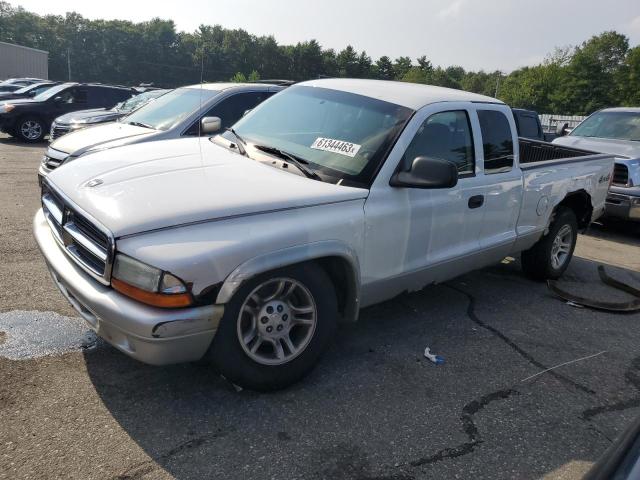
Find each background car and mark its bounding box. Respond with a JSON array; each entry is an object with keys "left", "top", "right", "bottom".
[
  {"left": 0, "top": 81, "right": 58, "bottom": 101},
  {"left": 0, "top": 82, "right": 135, "bottom": 142},
  {"left": 0, "top": 77, "right": 47, "bottom": 92},
  {"left": 50, "top": 88, "right": 169, "bottom": 140},
  {"left": 553, "top": 107, "right": 640, "bottom": 222},
  {"left": 40, "top": 82, "right": 288, "bottom": 174}
]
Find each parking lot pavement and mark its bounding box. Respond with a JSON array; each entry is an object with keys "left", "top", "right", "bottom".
[{"left": 1, "top": 135, "right": 640, "bottom": 480}]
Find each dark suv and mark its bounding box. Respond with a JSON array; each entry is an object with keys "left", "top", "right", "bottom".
[{"left": 0, "top": 82, "right": 135, "bottom": 142}]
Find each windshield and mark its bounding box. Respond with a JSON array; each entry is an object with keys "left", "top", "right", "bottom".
[
  {"left": 32, "top": 83, "right": 70, "bottom": 102},
  {"left": 571, "top": 111, "right": 640, "bottom": 141},
  {"left": 228, "top": 85, "right": 413, "bottom": 185},
  {"left": 15, "top": 83, "right": 53, "bottom": 95},
  {"left": 117, "top": 89, "right": 167, "bottom": 113},
  {"left": 122, "top": 88, "right": 217, "bottom": 130}
]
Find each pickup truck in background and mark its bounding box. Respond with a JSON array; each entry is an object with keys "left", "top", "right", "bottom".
[
  {"left": 554, "top": 107, "right": 640, "bottom": 222},
  {"left": 34, "top": 79, "right": 615, "bottom": 391}
]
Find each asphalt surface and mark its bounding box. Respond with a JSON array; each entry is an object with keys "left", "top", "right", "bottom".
[{"left": 1, "top": 134, "right": 640, "bottom": 480}]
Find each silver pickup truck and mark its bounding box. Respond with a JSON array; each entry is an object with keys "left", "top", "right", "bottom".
[
  {"left": 554, "top": 107, "right": 640, "bottom": 222},
  {"left": 34, "top": 79, "right": 615, "bottom": 391}
]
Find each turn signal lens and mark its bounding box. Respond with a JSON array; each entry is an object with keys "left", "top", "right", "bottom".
[
  {"left": 112, "top": 278, "right": 193, "bottom": 308},
  {"left": 111, "top": 254, "right": 193, "bottom": 308}
]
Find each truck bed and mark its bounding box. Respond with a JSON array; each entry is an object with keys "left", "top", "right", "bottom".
[{"left": 519, "top": 137, "right": 597, "bottom": 164}]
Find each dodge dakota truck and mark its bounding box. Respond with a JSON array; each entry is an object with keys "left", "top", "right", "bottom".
[{"left": 34, "top": 79, "right": 615, "bottom": 391}]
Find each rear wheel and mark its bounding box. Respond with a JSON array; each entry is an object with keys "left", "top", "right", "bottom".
[
  {"left": 207, "top": 263, "right": 337, "bottom": 391},
  {"left": 521, "top": 207, "right": 578, "bottom": 280},
  {"left": 16, "top": 117, "right": 46, "bottom": 142}
]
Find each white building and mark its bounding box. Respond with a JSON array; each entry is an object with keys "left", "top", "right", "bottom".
[{"left": 0, "top": 41, "right": 48, "bottom": 80}]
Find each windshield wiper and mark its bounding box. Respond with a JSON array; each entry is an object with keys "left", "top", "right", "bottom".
[
  {"left": 226, "top": 128, "right": 247, "bottom": 155},
  {"left": 127, "top": 121, "right": 154, "bottom": 129},
  {"left": 255, "top": 145, "right": 322, "bottom": 181}
]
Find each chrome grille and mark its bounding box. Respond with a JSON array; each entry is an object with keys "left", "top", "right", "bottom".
[
  {"left": 613, "top": 163, "right": 629, "bottom": 186},
  {"left": 49, "top": 124, "right": 71, "bottom": 140},
  {"left": 41, "top": 183, "right": 114, "bottom": 284}
]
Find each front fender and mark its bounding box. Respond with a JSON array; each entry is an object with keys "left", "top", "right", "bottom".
[{"left": 215, "top": 240, "right": 361, "bottom": 321}]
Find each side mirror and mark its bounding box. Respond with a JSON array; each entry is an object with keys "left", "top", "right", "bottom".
[
  {"left": 53, "top": 96, "right": 63, "bottom": 104},
  {"left": 201, "top": 116, "right": 221, "bottom": 134},
  {"left": 556, "top": 122, "right": 570, "bottom": 137},
  {"left": 243, "top": 109, "right": 252, "bottom": 117},
  {"left": 27, "top": 91, "right": 36, "bottom": 97},
  {"left": 390, "top": 156, "right": 458, "bottom": 189}
]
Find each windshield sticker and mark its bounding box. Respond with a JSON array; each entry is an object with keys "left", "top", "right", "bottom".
[{"left": 311, "top": 137, "right": 361, "bottom": 158}]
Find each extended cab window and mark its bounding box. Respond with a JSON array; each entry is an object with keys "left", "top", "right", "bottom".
[
  {"left": 402, "top": 110, "right": 475, "bottom": 176},
  {"left": 478, "top": 110, "right": 514, "bottom": 174}
]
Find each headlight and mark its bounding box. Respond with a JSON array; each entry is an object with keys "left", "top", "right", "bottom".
[
  {"left": 1, "top": 103, "right": 15, "bottom": 113},
  {"left": 111, "top": 254, "right": 193, "bottom": 308},
  {"left": 75, "top": 117, "right": 103, "bottom": 124}
]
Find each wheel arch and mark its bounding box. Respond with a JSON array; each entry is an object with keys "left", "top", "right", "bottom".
[
  {"left": 215, "top": 241, "right": 361, "bottom": 322},
  {"left": 553, "top": 189, "right": 593, "bottom": 230}
]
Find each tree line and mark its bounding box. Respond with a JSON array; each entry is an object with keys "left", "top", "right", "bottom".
[{"left": 1, "top": 2, "right": 638, "bottom": 115}]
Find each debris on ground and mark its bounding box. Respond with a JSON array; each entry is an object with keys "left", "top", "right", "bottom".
[
  {"left": 424, "top": 347, "right": 445, "bottom": 365},
  {"left": 548, "top": 266, "right": 640, "bottom": 313}
]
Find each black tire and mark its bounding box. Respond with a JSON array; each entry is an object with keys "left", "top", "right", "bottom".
[
  {"left": 521, "top": 207, "right": 578, "bottom": 280},
  {"left": 16, "top": 116, "right": 46, "bottom": 143},
  {"left": 208, "top": 262, "right": 338, "bottom": 391}
]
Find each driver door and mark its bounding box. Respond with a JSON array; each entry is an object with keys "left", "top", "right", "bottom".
[{"left": 361, "top": 103, "right": 486, "bottom": 305}]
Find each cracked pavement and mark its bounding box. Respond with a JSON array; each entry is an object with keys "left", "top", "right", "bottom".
[{"left": 1, "top": 135, "right": 640, "bottom": 479}]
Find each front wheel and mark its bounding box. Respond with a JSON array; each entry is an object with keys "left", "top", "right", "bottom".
[
  {"left": 16, "top": 117, "right": 46, "bottom": 142},
  {"left": 207, "top": 263, "right": 338, "bottom": 391},
  {"left": 521, "top": 207, "right": 578, "bottom": 280}
]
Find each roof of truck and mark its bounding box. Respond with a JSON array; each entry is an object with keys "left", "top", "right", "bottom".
[
  {"left": 298, "top": 78, "right": 503, "bottom": 110},
  {"left": 183, "top": 82, "right": 279, "bottom": 91}
]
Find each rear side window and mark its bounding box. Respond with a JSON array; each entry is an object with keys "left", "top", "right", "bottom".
[
  {"left": 477, "top": 110, "right": 514, "bottom": 174},
  {"left": 184, "top": 92, "right": 272, "bottom": 136},
  {"left": 208, "top": 92, "right": 271, "bottom": 129},
  {"left": 92, "top": 88, "right": 131, "bottom": 107},
  {"left": 401, "top": 110, "right": 475, "bottom": 175},
  {"left": 57, "top": 87, "right": 87, "bottom": 104},
  {"left": 517, "top": 114, "right": 541, "bottom": 139}
]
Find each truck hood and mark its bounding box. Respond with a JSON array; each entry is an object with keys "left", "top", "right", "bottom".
[
  {"left": 46, "top": 138, "right": 368, "bottom": 237},
  {"left": 50, "top": 122, "right": 157, "bottom": 155},
  {"left": 553, "top": 136, "right": 640, "bottom": 159}
]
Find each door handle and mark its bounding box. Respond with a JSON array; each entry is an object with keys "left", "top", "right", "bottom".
[{"left": 468, "top": 195, "right": 484, "bottom": 209}]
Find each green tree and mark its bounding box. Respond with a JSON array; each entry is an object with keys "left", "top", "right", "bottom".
[
  {"left": 230, "top": 72, "right": 247, "bottom": 82},
  {"left": 373, "top": 56, "right": 394, "bottom": 80},
  {"left": 392, "top": 56, "right": 412, "bottom": 79},
  {"left": 555, "top": 31, "right": 629, "bottom": 114}
]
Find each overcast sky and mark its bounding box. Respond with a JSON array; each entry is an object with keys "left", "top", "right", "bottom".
[{"left": 9, "top": 0, "right": 640, "bottom": 72}]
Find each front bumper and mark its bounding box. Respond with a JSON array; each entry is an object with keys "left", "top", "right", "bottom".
[
  {"left": 605, "top": 190, "right": 640, "bottom": 221},
  {"left": 34, "top": 209, "right": 224, "bottom": 365}
]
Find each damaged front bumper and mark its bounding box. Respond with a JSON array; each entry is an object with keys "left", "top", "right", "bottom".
[{"left": 33, "top": 208, "right": 224, "bottom": 365}]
